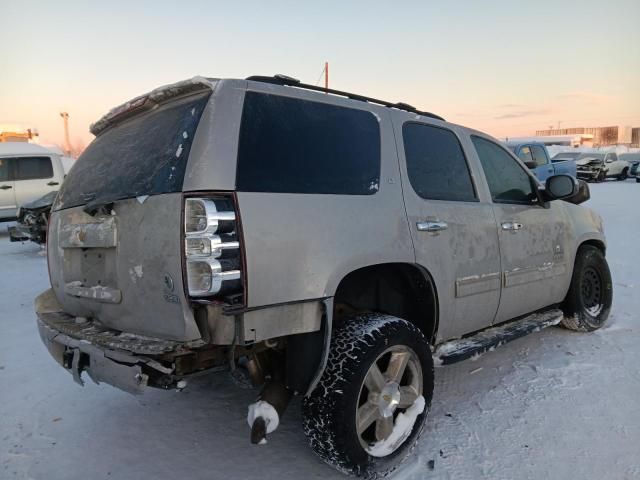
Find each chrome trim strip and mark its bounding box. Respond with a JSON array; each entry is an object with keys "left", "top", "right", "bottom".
[
  {"left": 455, "top": 272, "right": 501, "bottom": 298},
  {"left": 503, "top": 262, "right": 567, "bottom": 288}
]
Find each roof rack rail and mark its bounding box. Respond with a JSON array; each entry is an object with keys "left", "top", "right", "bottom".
[{"left": 246, "top": 74, "right": 445, "bottom": 121}]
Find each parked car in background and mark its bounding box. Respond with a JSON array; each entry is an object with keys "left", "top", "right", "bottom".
[
  {"left": 619, "top": 153, "right": 640, "bottom": 183},
  {"left": 576, "top": 152, "right": 630, "bottom": 182},
  {"left": 506, "top": 141, "right": 576, "bottom": 181},
  {"left": 35, "top": 75, "right": 609, "bottom": 478},
  {"left": 0, "top": 143, "right": 65, "bottom": 221},
  {"left": 8, "top": 191, "right": 57, "bottom": 244}
]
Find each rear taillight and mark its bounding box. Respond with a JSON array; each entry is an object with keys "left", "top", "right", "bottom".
[{"left": 184, "top": 198, "right": 242, "bottom": 299}]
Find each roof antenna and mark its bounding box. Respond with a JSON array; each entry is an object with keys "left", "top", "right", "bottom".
[{"left": 324, "top": 61, "right": 329, "bottom": 92}]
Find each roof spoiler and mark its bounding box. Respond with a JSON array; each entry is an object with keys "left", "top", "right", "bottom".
[{"left": 90, "top": 77, "right": 217, "bottom": 136}]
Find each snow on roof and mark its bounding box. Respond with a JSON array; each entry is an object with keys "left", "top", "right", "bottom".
[{"left": 0, "top": 142, "right": 59, "bottom": 157}]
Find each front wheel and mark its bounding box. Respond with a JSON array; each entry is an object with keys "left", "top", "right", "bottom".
[
  {"left": 596, "top": 170, "right": 606, "bottom": 182},
  {"left": 561, "top": 245, "right": 613, "bottom": 331},
  {"left": 302, "top": 314, "right": 434, "bottom": 477},
  {"left": 618, "top": 168, "right": 628, "bottom": 181}
]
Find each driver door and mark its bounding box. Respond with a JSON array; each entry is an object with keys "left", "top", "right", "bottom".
[{"left": 470, "top": 136, "right": 570, "bottom": 324}]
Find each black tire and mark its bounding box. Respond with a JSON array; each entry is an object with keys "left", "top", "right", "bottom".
[
  {"left": 561, "top": 245, "right": 612, "bottom": 331},
  {"left": 596, "top": 170, "right": 606, "bottom": 182},
  {"left": 636, "top": 177, "right": 640, "bottom": 183},
  {"left": 302, "top": 314, "right": 434, "bottom": 478},
  {"left": 617, "top": 168, "right": 628, "bottom": 181}
]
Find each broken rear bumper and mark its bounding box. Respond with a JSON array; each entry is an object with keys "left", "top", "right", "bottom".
[{"left": 35, "top": 288, "right": 181, "bottom": 394}]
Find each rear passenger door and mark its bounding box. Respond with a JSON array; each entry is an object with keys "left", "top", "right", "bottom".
[
  {"left": 395, "top": 120, "right": 501, "bottom": 340},
  {"left": 470, "top": 136, "right": 570, "bottom": 323},
  {"left": 13, "top": 156, "right": 58, "bottom": 207},
  {"left": 0, "top": 158, "right": 17, "bottom": 218}
]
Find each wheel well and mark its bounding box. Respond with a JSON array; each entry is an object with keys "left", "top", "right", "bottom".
[
  {"left": 579, "top": 239, "right": 606, "bottom": 256},
  {"left": 333, "top": 263, "right": 438, "bottom": 343}
]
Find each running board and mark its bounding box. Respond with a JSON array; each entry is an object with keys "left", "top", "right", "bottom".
[{"left": 433, "top": 309, "right": 564, "bottom": 366}]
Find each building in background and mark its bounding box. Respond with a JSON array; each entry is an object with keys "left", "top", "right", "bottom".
[
  {"left": 535, "top": 125, "right": 639, "bottom": 147},
  {"left": 0, "top": 127, "right": 39, "bottom": 143},
  {"left": 505, "top": 134, "right": 594, "bottom": 147}
]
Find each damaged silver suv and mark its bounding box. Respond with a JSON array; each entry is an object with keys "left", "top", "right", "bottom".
[{"left": 36, "top": 74, "right": 612, "bottom": 477}]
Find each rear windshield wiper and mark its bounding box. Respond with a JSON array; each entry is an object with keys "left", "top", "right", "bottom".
[{"left": 83, "top": 199, "right": 114, "bottom": 217}]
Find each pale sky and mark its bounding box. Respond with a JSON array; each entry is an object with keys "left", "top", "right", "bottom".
[{"left": 2, "top": 0, "right": 639, "bottom": 149}]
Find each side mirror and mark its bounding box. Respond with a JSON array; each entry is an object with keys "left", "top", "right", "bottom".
[
  {"left": 565, "top": 179, "right": 591, "bottom": 205},
  {"left": 524, "top": 160, "right": 537, "bottom": 169},
  {"left": 543, "top": 174, "right": 578, "bottom": 201},
  {"left": 605, "top": 158, "right": 613, "bottom": 163}
]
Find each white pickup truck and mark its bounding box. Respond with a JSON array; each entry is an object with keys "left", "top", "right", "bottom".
[{"left": 0, "top": 142, "right": 66, "bottom": 221}]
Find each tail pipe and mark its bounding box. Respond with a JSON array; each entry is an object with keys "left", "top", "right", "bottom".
[{"left": 248, "top": 380, "right": 292, "bottom": 444}]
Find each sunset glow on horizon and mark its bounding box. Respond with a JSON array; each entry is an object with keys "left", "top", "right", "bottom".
[{"left": 2, "top": 0, "right": 639, "bottom": 151}]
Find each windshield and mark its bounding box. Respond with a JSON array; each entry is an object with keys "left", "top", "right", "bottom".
[{"left": 55, "top": 92, "right": 211, "bottom": 211}]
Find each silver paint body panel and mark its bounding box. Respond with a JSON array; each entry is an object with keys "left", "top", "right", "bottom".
[{"left": 43, "top": 77, "right": 606, "bottom": 352}]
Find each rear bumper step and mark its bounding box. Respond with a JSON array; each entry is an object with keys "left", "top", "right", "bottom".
[
  {"left": 433, "top": 309, "right": 564, "bottom": 366},
  {"left": 35, "top": 289, "right": 202, "bottom": 355}
]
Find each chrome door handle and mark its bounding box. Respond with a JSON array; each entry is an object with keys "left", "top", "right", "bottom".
[
  {"left": 417, "top": 220, "right": 448, "bottom": 232},
  {"left": 501, "top": 222, "right": 523, "bottom": 231}
]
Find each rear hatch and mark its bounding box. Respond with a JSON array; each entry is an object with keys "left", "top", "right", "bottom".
[{"left": 47, "top": 80, "right": 215, "bottom": 341}]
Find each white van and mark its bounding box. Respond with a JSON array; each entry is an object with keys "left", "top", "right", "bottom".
[{"left": 0, "top": 142, "right": 66, "bottom": 221}]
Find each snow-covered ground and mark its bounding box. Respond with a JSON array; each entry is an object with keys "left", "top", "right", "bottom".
[{"left": 1, "top": 181, "right": 639, "bottom": 480}]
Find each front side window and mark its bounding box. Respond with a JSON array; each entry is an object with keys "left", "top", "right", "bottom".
[
  {"left": 14, "top": 157, "right": 53, "bottom": 180},
  {"left": 0, "top": 158, "right": 10, "bottom": 181},
  {"left": 402, "top": 123, "right": 476, "bottom": 202},
  {"left": 236, "top": 92, "right": 380, "bottom": 195},
  {"left": 472, "top": 136, "right": 536, "bottom": 204},
  {"left": 530, "top": 145, "right": 547, "bottom": 167},
  {"left": 517, "top": 146, "right": 533, "bottom": 164}
]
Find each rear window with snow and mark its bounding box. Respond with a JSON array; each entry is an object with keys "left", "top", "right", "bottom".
[
  {"left": 55, "top": 92, "right": 210, "bottom": 210},
  {"left": 236, "top": 92, "right": 380, "bottom": 195}
]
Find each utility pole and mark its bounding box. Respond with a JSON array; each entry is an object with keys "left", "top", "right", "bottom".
[
  {"left": 60, "top": 112, "right": 71, "bottom": 156},
  {"left": 324, "top": 61, "right": 329, "bottom": 91}
]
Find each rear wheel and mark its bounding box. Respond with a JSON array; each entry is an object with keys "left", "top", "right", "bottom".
[
  {"left": 561, "top": 245, "right": 612, "bottom": 331},
  {"left": 618, "top": 168, "right": 628, "bottom": 181},
  {"left": 302, "top": 314, "right": 434, "bottom": 477}
]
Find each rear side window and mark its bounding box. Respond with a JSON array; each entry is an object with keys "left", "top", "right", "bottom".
[
  {"left": 236, "top": 92, "right": 380, "bottom": 195},
  {"left": 14, "top": 157, "right": 53, "bottom": 180},
  {"left": 402, "top": 123, "right": 476, "bottom": 202},
  {"left": 55, "top": 92, "right": 210, "bottom": 210}
]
